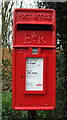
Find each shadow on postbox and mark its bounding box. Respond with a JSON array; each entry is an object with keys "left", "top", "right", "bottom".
[{"left": 12, "top": 8, "right": 56, "bottom": 110}]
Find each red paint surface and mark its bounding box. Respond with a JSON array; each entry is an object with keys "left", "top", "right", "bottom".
[{"left": 12, "top": 8, "right": 56, "bottom": 110}]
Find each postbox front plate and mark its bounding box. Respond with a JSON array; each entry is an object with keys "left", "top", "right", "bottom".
[{"left": 12, "top": 48, "right": 56, "bottom": 110}]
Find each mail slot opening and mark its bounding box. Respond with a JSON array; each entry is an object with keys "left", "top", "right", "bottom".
[{"left": 17, "top": 24, "right": 53, "bottom": 31}]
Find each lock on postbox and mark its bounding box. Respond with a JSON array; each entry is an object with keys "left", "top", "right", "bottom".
[{"left": 12, "top": 8, "right": 56, "bottom": 110}]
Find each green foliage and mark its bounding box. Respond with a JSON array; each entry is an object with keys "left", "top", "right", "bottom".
[
  {"left": 2, "top": 92, "right": 28, "bottom": 120},
  {"left": 56, "top": 51, "right": 67, "bottom": 119},
  {"left": 2, "top": 59, "right": 12, "bottom": 91}
]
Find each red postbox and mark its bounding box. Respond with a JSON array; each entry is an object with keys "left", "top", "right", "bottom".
[{"left": 12, "top": 8, "right": 56, "bottom": 110}]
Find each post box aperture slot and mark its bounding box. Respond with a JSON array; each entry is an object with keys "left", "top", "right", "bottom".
[
  {"left": 17, "top": 24, "right": 53, "bottom": 31},
  {"left": 26, "top": 57, "right": 43, "bottom": 91}
]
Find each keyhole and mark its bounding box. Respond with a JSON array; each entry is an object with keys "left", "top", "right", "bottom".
[{"left": 21, "top": 75, "right": 23, "bottom": 79}]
